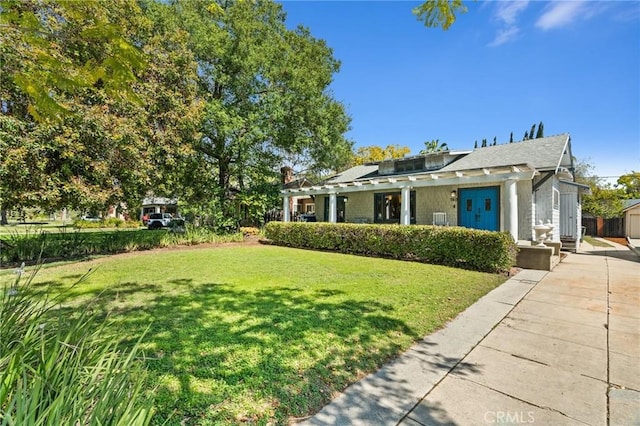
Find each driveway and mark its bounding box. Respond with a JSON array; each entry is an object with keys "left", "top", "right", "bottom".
[{"left": 300, "top": 239, "right": 639, "bottom": 425}]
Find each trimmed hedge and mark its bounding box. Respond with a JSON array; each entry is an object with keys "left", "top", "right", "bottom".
[{"left": 264, "top": 222, "right": 517, "bottom": 273}]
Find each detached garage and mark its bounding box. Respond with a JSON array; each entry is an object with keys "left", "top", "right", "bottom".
[{"left": 623, "top": 199, "right": 640, "bottom": 238}]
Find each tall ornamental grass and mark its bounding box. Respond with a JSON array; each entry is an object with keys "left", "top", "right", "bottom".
[{"left": 0, "top": 265, "right": 154, "bottom": 425}]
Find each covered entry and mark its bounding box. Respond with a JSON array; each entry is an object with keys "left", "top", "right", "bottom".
[{"left": 458, "top": 187, "right": 500, "bottom": 231}]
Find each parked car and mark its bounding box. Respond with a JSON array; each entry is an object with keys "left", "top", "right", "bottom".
[
  {"left": 81, "top": 215, "right": 101, "bottom": 222},
  {"left": 299, "top": 213, "right": 316, "bottom": 222},
  {"left": 147, "top": 213, "right": 174, "bottom": 230}
]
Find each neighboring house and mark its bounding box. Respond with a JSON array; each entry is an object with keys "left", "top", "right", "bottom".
[
  {"left": 622, "top": 199, "right": 640, "bottom": 238},
  {"left": 283, "top": 177, "right": 316, "bottom": 215},
  {"left": 280, "top": 133, "right": 591, "bottom": 250},
  {"left": 140, "top": 196, "right": 178, "bottom": 220}
]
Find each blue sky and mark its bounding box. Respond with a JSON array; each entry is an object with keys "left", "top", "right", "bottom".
[{"left": 281, "top": 1, "right": 640, "bottom": 183}]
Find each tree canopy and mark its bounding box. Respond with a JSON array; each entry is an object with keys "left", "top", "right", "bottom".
[
  {"left": 420, "top": 139, "right": 448, "bottom": 154},
  {"left": 351, "top": 145, "right": 411, "bottom": 166},
  {"left": 616, "top": 171, "right": 640, "bottom": 199},
  {"left": 413, "top": 0, "right": 468, "bottom": 30},
  {"left": 1, "top": 0, "right": 352, "bottom": 227}
]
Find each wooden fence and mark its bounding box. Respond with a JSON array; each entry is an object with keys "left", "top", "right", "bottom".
[{"left": 582, "top": 217, "right": 624, "bottom": 237}]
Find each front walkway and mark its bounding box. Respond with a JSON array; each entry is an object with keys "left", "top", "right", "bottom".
[{"left": 300, "top": 240, "right": 639, "bottom": 425}]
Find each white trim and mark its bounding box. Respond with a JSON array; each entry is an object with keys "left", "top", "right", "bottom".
[{"left": 282, "top": 166, "right": 537, "bottom": 197}]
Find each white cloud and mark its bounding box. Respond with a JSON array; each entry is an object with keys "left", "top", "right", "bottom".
[
  {"left": 488, "top": 1, "right": 529, "bottom": 47},
  {"left": 536, "top": 1, "right": 589, "bottom": 30},
  {"left": 495, "top": 1, "right": 530, "bottom": 25},
  {"left": 488, "top": 26, "right": 521, "bottom": 47}
]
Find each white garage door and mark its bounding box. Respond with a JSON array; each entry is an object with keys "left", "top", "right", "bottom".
[{"left": 629, "top": 214, "right": 640, "bottom": 238}]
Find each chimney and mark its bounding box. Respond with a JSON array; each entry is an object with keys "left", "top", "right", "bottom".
[{"left": 281, "top": 166, "right": 294, "bottom": 187}]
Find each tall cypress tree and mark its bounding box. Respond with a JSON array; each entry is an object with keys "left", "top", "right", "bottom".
[
  {"left": 474, "top": 140, "right": 478, "bottom": 149},
  {"left": 536, "top": 121, "right": 544, "bottom": 138},
  {"left": 510, "top": 132, "right": 514, "bottom": 143},
  {"left": 481, "top": 138, "right": 487, "bottom": 147},
  {"left": 492, "top": 136, "right": 497, "bottom": 146},
  {"left": 524, "top": 131, "right": 529, "bottom": 140},
  {"left": 530, "top": 123, "right": 536, "bottom": 139}
]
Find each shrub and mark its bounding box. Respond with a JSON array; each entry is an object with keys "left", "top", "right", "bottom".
[
  {"left": 0, "top": 266, "right": 154, "bottom": 424},
  {"left": 264, "top": 222, "right": 517, "bottom": 273},
  {"left": 240, "top": 226, "right": 261, "bottom": 236}
]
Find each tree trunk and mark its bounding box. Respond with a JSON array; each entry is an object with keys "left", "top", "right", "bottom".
[{"left": 1, "top": 209, "right": 7, "bottom": 225}]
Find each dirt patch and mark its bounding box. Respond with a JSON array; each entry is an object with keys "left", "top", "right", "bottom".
[{"left": 604, "top": 237, "right": 628, "bottom": 246}]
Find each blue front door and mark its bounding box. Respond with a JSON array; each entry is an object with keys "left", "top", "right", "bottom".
[{"left": 458, "top": 187, "right": 500, "bottom": 231}]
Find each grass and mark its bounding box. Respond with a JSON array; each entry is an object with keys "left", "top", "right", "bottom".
[
  {"left": 19, "top": 244, "right": 507, "bottom": 424},
  {"left": 583, "top": 236, "right": 614, "bottom": 247}
]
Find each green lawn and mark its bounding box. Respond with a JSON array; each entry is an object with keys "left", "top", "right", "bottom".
[
  {"left": 21, "top": 244, "right": 506, "bottom": 424},
  {"left": 583, "top": 236, "right": 613, "bottom": 247}
]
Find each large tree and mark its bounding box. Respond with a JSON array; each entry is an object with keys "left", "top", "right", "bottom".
[
  {"left": 0, "top": 0, "right": 202, "bottom": 216},
  {"left": 172, "top": 0, "right": 352, "bottom": 222}
]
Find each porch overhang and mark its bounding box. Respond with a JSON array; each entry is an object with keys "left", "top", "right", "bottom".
[
  {"left": 281, "top": 164, "right": 538, "bottom": 196},
  {"left": 559, "top": 179, "right": 592, "bottom": 196}
]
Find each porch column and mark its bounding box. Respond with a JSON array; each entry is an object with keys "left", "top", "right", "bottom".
[
  {"left": 328, "top": 192, "right": 337, "bottom": 223},
  {"left": 283, "top": 195, "right": 290, "bottom": 222},
  {"left": 400, "top": 186, "right": 411, "bottom": 225},
  {"left": 505, "top": 179, "right": 518, "bottom": 241}
]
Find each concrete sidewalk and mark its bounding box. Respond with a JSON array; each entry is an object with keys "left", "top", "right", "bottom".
[{"left": 300, "top": 240, "right": 640, "bottom": 425}]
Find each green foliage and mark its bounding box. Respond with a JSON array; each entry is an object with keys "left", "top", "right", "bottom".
[
  {"left": 574, "top": 157, "right": 625, "bottom": 218},
  {"left": 0, "top": 267, "right": 154, "bottom": 424},
  {"left": 616, "top": 171, "right": 640, "bottom": 199},
  {"left": 73, "top": 218, "right": 141, "bottom": 229},
  {"left": 0, "top": 228, "right": 243, "bottom": 265},
  {"left": 351, "top": 144, "right": 411, "bottom": 165},
  {"left": 583, "top": 185, "right": 624, "bottom": 218},
  {"left": 413, "top": 0, "right": 468, "bottom": 30},
  {"left": 1, "top": 0, "right": 147, "bottom": 121},
  {"left": 0, "top": 0, "right": 202, "bottom": 214},
  {"left": 172, "top": 0, "right": 352, "bottom": 221},
  {"left": 420, "top": 139, "right": 448, "bottom": 154},
  {"left": 265, "top": 222, "right": 517, "bottom": 273}
]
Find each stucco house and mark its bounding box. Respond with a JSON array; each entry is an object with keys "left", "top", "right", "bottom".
[
  {"left": 280, "top": 133, "right": 591, "bottom": 250},
  {"left": 622, "top": 199, "right": 640, "bottom": 239}
]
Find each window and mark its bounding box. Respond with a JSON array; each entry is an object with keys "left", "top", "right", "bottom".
[
  {"left": 394, "top": 158, "right": 424, "bottom": 173},
  {"left": 306, "top": 203, "right": 315, "bottom": 213},
  {"left": 485, "top": 198, "right": 492, "bottom": 211},
  {"left": 374, "top": 191, "right": 416, "bottom": 223},
  {"left": 553, "top": 188, "right": 560, "bottom": 210},
  {"left": 466, "top": 199, "right": 473, "bottom": 212}
]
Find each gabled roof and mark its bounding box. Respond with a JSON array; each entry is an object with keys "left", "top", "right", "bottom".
[
  {"left": 283, "top": 177, "right": 315, "bottom": 190},
  {"left": 325, "top": 164, "right": 378, "bottom": 184},
  {"left": 622, "top": 199, "right": 640, "bottom": 211},
  {"left": 440, "top": 133, "right": 572, "bottom": 173}
]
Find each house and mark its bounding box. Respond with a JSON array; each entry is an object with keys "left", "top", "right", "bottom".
[
  {"left": 281, "top": 167, "right": 316, "bottom": 217},
  {"left": 140, "top": 196, "right": 178, "bottom": 220},
  {"left": 280, "top": 133, "right": 591, "bottom": 250},
  {"left": 622, "top": 199, "right": 640, "bottom": 238}
]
